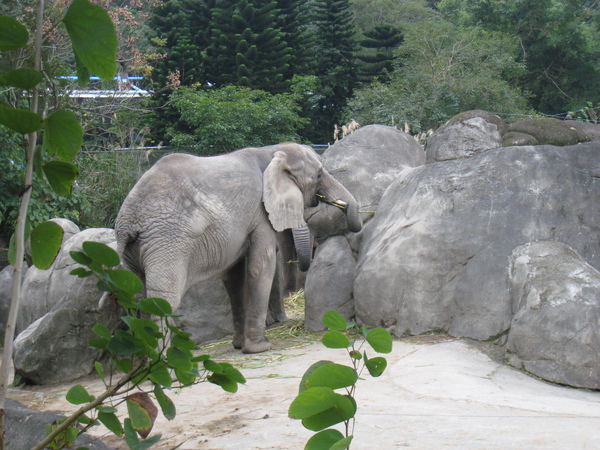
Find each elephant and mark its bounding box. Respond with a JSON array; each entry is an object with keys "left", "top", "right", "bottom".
[{"left": 115, "top": 143, "right": 362, "bottom": 353}]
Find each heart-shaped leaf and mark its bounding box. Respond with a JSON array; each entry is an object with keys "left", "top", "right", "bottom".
[
  {"left": 82, "top": 241, "right": 120, "bottom": 267},
  {"left": 154, "top": 384, "right": 176, "bottom": 420},
  {"left": 66, "top": 384, "right": 94, "bottom": 405},
  {"left": 30, "top": 220, "right": 64, "bottom": 269},
  {"left": 365, "top": 327, "right": 393, "bottom": 354},
  {"left": 321, "top": 310, "right": 348, "bottom": 331},
  {"left": 126, "top": 392, "right": 158, "bottom": 439},
  {"left": 0, "top": 105, "right": 43, "bottom": 134},
  {"left": 322, "top": 330, "right": 350, "bottom": 349},
  {"left": 305, "top": 363, "right": 358, "bottom": 390},
  {"left": 0, "top": 68, "right": 42, "bottom": 89},
  {"left": 44, "top": 109, "right": 83, "bottom": 161},
  {"left": 0, "top": 16, "right": 28, "bottom": 50},
  {"left": 43, "top": 160, "right": 79, "bottom": 196},
  {"left": 63, "top": 0, "right": 117, "bottom": 81}
]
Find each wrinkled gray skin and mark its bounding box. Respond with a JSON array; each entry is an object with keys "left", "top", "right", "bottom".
[{"left": 115, "top": 143, "right": 361, "bottom": 353}]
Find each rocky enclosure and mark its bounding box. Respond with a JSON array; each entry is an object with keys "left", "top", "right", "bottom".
[{"left": 2, "top": 114, "right": 600, "bottom": 389}]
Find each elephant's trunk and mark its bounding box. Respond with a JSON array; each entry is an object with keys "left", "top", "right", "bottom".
[
  {"left": 318, "top": 171, "right": 363, "bottom": 233},
  {"left": 344, "top": 198, "right": 362, "bottom": 233},
  {"left": 292, "top": 225, "right": 312, "bottom": 272}
]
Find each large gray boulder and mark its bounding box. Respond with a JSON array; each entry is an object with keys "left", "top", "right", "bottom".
[
  {"left": 503, "top": 117, "right": 600, "bottom": 147},
  {"left": 16, "top": 219, "right": 83, "bottom": 335},
  {"left": 5, "top": 398, "right": 111, "bottom": 449},
  {"left": 426, "top": 110, "right": 505, "bottom": 163},
  {"left": 506, "top": 241, "right": 600, "bottom": 389},
  {"left": 13, "top": 228, "right": 121, "bottom": 385},
  {"left": 304, "top": 236, "right": 355, "bottom": 331},
  {"left": 0, "top": 264, "right": 28, "bottom": 344},
  {"left": 307, "top": 125, "right": 425, "bottom": 242},
  {"left": 354, "top": 142, "right": 600, "bottom": 340}
]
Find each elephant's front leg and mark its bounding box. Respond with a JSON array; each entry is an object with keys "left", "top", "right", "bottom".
[{"left": 242, "top": 224, "right": 277, "bottom": 353}]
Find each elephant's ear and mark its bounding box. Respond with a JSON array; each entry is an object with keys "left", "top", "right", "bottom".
[{"left": 263, "top": 150, "right": 306, "bottom": 232}]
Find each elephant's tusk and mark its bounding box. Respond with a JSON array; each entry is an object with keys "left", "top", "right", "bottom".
[{"left": 316, "top": 194, "right": 348, "bottom": 210}]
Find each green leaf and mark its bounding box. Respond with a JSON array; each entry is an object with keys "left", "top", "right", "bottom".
[
  {"left": 126, "top": 393, "right": 155, "bottom": 437},
  {"left": 167, "top": 346, "right": 192, "bottom": 372},
  {"left": 149, "top": 363, "right": 172, "bottom": 388},
  {"left": 124, "top": 418, "right": 140, "bottom": 448},
  {"left": 154, "top": 384, "right": 176, "bottom": 420},
  {"left": 207, "top": 373, "right": 239, "bottom": 393},
  {"left": 299, "top": 361, "right": 334, "bottom": 393},
  {"left": 30, "top": 221, "right": 64, "bottom": 269},
  {"left": 88, "top": 337, "right": 109, "bottom": 350},
  {"left": 66, "top": 384, "right": 94, "bottom": 405},
  {"left": 322, "top": 310, "right": 348, "bottom": 331},
  {"left": 174, "top": 368, "right": 197, "bottom": 386},
  {"left": 0, "top": 105, "right": 43, "bottom": 134},
  {"left": 365, "top": 356, "right": 388, "bottom": 377},
  {"left": 93, "top": 323, "right": 112, "bottom": 339},
  {"left": 7, "top": 222, "right": 29, "bottom": 266},
  {"left": 73, "top": 49, "right": 91, "bottom": 86},
  {"left": 130, "top": 318, "right": 162, "bottom": 347},
  {"left": 94, "top": 361, "right": 105, "bottom": 384},
  {"left": 221, "top": 363, "right": 246, "bottom": 385},
  {"left": 172, "top": 333, "right": 196, "bottom": 351},
  {"left": 331, "top": 436, "right": 354, "bottom": 449},
  {"left": 70, "top": 267, "right": 93, "bottom": 278},
  {"left": 365, "top": 327, "right": 393, "bottom": 354},
  {"left": 69, "top": 250, "right": 93, "bottom": 266},
  {"left": 139, "top": 298, "right": 173, "bottom": 317},
  {"left": 306, "top": 429, "right": 349, "bottom": 450},
  {"left": 305, "top": 364, "right": 358, "bottom": 390},
  {"left": 0, "top": 68, "right": 42, "bottom": 90},
  {"left": 63, "top": 0, "right": 118, "bottom": 81},
  {"left": 107, "top": 269, "right": 143, "bottom": 295},
  {"left": 82, "top": 241, "right": 120, "bottom": 267},
  {"left": 116, "top": 358, "right": 132, "bottom": 373},
  {"left": 0, "top": 16, "right": 28, "bottom": 50},
  {"left": 43, "top": 160, "right": 79, "bottom": 196},
  {"left": 98, "top": 411, "right": 123, "bottom": 437},
  {"left": 322, "top": 330, "right": 350, "bottom": 349},
  {"left": 203, "top": 359, "right": 223, "bottom": 374},
  {"left": 107, "top": 334, "right": 146, "bottom": 354},
  {"left": 289, "top": 387, "right": 337, "bottom": 419},
  {"left": 301, "top": 394, "right": 356, "bottom": 432},
  {"left": 44, "top": 109, "right": 83, "bottom": 161}
]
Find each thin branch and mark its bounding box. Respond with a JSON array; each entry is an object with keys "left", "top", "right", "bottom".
[{"left": 32, "top": 361, "right": 145, "bottom": 450}]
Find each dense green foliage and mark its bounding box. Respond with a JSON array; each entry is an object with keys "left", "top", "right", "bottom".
[
  {"left": 345, "top": 19, "right": 533, "bottom": 132},
  {"left": 307, "top": 0, "right": 358, "bottom": 143},
  {"left": 168, "top": 81, "right": 311, "bottom": 153},
  {"left": 356, "top": 25, "right": 404, "bottom": 83},
  {"left": 437, "top": 0, "right": 600, "bottom": 115}
]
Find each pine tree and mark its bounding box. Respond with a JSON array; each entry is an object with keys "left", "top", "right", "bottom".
[
  {"left": 310, "top": 0, "right": 358, "bottom": 142},
  {"left": 274, "top": 0, "right": 314, "bottom": 77},
  {"left": 357, "top": 25, "right": 403, "bottom": 83},
  {"left": 150, "top": 0, "right": 214, "bottom": 87},
  {"left": 206, "top": 0, "right": 294, "bottom": 93},
  {"left": 147, "top": 0, "right": 215, "bottom": 143}
]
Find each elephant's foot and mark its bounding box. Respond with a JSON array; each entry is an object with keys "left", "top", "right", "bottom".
[
  {"left": 242, "top": 338, "right": 272, "bottom": 354},
  {"left": 232, "top": 333, "right": 244, "bottom": 350}
]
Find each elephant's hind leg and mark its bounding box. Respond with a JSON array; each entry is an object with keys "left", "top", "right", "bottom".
[{"left": 222, "top": 259, "right": 246, "bottom": 349}]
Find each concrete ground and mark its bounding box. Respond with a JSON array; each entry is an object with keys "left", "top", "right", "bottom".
[{"left": 6, "top": 335, "right": 600, "bottom": 449}]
